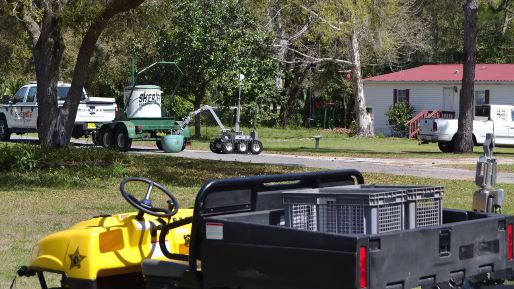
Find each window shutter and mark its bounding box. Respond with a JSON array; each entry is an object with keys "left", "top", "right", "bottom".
[
  {"left": 485, "top": 90, "right": 490, "bottom": 104},
  {"left": 406, "top": 89, "right": 410, "bottom": 104},
  {"left": 393, "top": 89, "right": 398, "bottom": 104}
]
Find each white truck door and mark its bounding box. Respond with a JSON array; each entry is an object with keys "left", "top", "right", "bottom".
[
  {"left": 23, "top": 86, "right": 38, "bottom": 129},
  {"left": 508, "top": 108, "right": 514, "bottom": 142},
  {"left": 10, "top": 87, "right": 27, "bottom": 128},
  {"left": 490, "top": 106, "right": 511, "bottom": 145}
]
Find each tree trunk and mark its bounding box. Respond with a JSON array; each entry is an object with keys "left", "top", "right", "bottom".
[
  {"left": 455, "top": 0, "right": 478, "bottom": 153},
  {"left": 350, "top": 30, "right": 373, "bottom": 136},
  {"left": 34, "top": 10, "right": 64, "bottom": 149},
  {"left": 63, "top": 0, "right": 146, "bottom": 145}
]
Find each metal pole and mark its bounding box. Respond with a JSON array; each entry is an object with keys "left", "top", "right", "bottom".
[{"left": 235, "top": 74, "right": 244, "bottom": 133}]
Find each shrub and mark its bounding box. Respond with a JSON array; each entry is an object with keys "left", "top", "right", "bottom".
[{"left": 386, "top": 102, "right": 414, "bottom": 137}]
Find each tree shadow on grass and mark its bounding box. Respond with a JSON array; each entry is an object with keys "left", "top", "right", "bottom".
[{"left": 135, "top": 155, "right": 306, "bottom": 188}]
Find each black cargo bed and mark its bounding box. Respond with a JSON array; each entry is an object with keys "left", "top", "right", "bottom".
[{"left": 183, "top": 170, "right": 514, "bottom": 289}]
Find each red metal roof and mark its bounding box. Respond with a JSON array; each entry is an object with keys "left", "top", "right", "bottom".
[{"left": 364, "top": 64, "right": 514, "bottom": 82}]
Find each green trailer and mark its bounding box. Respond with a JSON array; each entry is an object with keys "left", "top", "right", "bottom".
[{"left": 93, "top": 62, "right": 191, "bottom": 152}]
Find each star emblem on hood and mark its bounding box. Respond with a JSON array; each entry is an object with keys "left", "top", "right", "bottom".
[{"left": 68, "top": 247, "right": 86, "bottom": 269}]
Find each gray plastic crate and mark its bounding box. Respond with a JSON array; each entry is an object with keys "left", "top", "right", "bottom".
[
  {"left": 283, "top": 187, "right": 406, "bottom": 235},
  {"left": 362, "top": 185, "right": 443, "bottom": 229},
  {"left": 336, "top": 184, "right": 444, "bottom": 229}
]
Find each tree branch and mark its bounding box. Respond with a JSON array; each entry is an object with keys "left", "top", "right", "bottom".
[
  {"left": 300, "top": 5, "right": 342, "bottom": 31},
  {"left": 273, "top": 44, "right": 352, "bottom": 65},
  {"left": 288, "top": 22, "right": 309, "bottom": 42},
  {"left": 1, "top": 0, "right": 41, "bottom": 45}
]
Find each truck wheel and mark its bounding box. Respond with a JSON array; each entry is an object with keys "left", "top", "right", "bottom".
[
  {"left": 236, "top": 141, "right": 248, "bottom": 153},
  {"left": 71, "top": 125, "right": 84, "bottom": 139},
  {"left": 222, "top": 141, "right": 234, "bottom": 154},
  {"left": 250, "top": 140, "right": 263, "bottom": 155},
  {"left": 0, "top": 117, "right": 10, "bottom": 141},
  {"left": 437, "top": 141, "right": 452, "bottom": 153},
  {"left": 115, "top": 127, "right": 132, "bottom": 152},
  {"left": 101, "top": 128, "right": 114, "bottom": 149},
  {"left": 156, "top": 139, "right": 163, "bottom": 150}
]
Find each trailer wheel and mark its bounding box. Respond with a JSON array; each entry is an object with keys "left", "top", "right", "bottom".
[
  {"left": 115, "top": 127, "right": 132, "bottom": 152},
  {"left": 0, "top": 116, "right": 10, "bottom": 141},
  {"left": 236, "top": 141, "right": 248, "bottom": 153},
  {"left": 101, "top": 128, "right": 114, "bottom": 149},
  {"left": 222, "top": 141, "right": 234, "bottom": 154},
  {"left": 250, "top": 140, "right": 263, "bottom": 155}
]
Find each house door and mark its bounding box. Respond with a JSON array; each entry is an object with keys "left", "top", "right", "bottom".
[{"left": 443, "top": 88, "right": 457, "bottom": 115}]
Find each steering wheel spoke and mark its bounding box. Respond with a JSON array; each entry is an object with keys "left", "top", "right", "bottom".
[{"left": 120, "top": 177, "right": 179, "bottom": 218}]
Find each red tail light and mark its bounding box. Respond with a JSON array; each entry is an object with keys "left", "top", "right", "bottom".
[
  {"left": 115, "top": 106, "right": 120, "bottom": 119},
  {"left": 359, "top": 246, "right": 367, "bottom": 288},
  {"left": 432, "top": 122, "right": 438, "bottom": 132},
  {"left": 508, "top": 224, "right": 513, "bottom": 260}
]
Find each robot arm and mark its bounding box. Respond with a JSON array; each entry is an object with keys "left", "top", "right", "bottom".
[{"left": 177, "top": 105, "right": 226, "bottom": 134}]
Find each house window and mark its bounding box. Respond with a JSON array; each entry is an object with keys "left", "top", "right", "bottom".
[
  {"left": 475, "top": 91, "right": 485, "bottom": 106},
  {"left": 393, "top": 89, "right": 410, "bottom": 104},
  {"left": 475, "top": 90, "right": 490, "bottom": 105},
  {"left": 475, "top": 89, "right": 490, "bottom": 115}
]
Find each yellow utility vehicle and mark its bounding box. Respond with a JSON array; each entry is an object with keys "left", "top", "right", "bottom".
[{"left": 18, "top": 177, "right": 192, "bottom": 289}]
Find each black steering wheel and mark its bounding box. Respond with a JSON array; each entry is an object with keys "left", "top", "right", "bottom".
[{"left": 120, "top": 177, "right": 179, "bottom": 218}]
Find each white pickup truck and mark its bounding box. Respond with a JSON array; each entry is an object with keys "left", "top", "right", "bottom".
[
  {"left": 418, "top": 104, "right": 514, "bottom": 152},
  {"left": 0, "top": 82, "right": 117, "bottom": 141}
]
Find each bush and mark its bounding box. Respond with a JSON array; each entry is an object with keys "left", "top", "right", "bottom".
[{"left": 386, "top": 102, "right": 414, "bottom": 137}]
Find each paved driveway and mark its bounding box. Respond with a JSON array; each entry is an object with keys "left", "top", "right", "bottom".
[{"left": 130, "top": 146, "right": 514, "bottom": 184}]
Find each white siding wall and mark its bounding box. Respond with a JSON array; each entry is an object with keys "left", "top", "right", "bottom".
[{"left": 364, "top": 82, "right": 514, "bottom": 135}]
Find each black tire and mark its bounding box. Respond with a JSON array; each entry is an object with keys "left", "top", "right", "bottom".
[
  {"left": 101, "top": 128, "right": 114, "bottom": 149},
  {"left": 156, "top": 139, "right": 163, "bottom": 150},
  {"left": 250, "top": 140, "right": 263, "bottom": 155},
  {"left": 0, "top": 116, "right": 11, "bottom": 141},
  {"left": 210, "top": 139, "right": 223, "bottom": 153},
  {"left": 236, "top": 141, "right": 248, "bottom": 153},
  {"left": 222, "top": 141, "right": 234, "bottom": 154},
  {"left": 71, "top": 126, "right": 84, "bottom": 139},
  {"left": 115, "top": 127, "right": 132, "bottom": 152},
  {"left": 437, "top": 141, "right": 452, "bottom": 153}
]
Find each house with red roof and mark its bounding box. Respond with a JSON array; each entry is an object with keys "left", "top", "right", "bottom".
[{"left": 363, "top": 64, "right": 514, "bottom": 136}]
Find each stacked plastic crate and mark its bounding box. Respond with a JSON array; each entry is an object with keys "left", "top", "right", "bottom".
[{"left": 283, "top": 184, "right": 443, "bottom": 235}]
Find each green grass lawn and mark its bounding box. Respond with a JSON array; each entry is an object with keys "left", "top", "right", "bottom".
[
  {"left": 188, "top": 126, "right": 514, "bottom": 159},
  {"left": 3, "top": 144, "right": 514, "bottom": 288}
]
